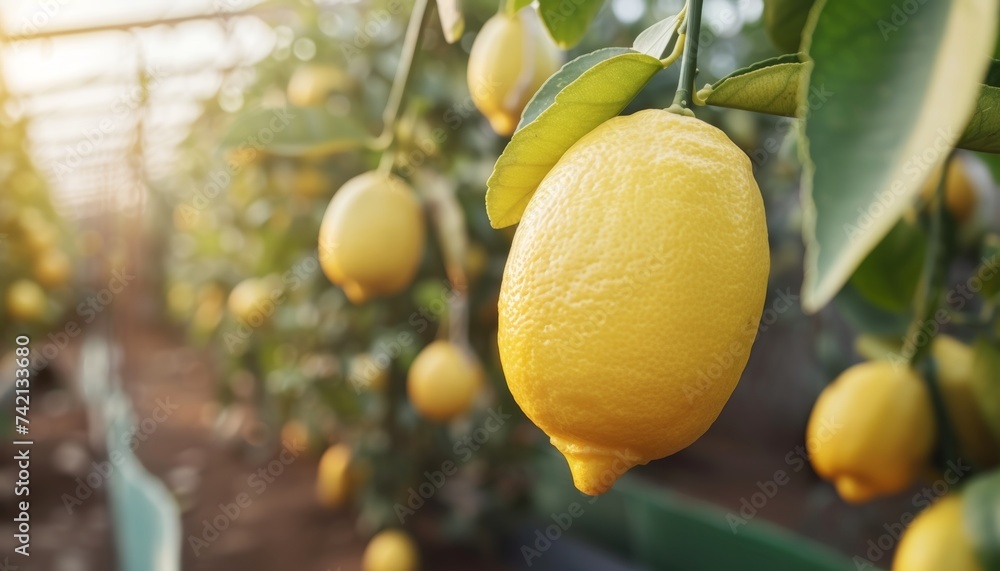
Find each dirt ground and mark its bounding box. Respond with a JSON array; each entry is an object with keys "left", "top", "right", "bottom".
[{"left": 2, "top": 321, "right": 514, "bottom": 571}]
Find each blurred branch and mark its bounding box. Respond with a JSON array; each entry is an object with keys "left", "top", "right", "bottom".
[
  {"left": 905, "top": 151, "right": 964, "bottom": 471},
  {"left": 417, "top": 170, "right": 471, "bottom": 348},
  {"left": 904, "top": 154, "right": 955, "bottom": 366},
  {"left": 374, "top": 0, "right": 434, "bottom": 159}
]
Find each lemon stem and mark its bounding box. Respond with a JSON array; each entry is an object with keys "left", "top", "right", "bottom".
[
  {"left": 669, "top": 0, "right": 703, "bottom": 112},
  {"left": 905, "top": 151, "right": 964, "bottom": 471},
  {"left": 904, "top": 153, "right": 954, "bottom": 367},
  {"left": 373, "top": 0, "right": 433, "bottom": 156}
]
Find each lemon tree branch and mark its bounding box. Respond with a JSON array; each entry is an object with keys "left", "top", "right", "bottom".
[{"left": 374, "top": 0, "right": 433, "bottom": 157}]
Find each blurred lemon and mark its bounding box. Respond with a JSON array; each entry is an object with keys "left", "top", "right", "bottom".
[
  {"left": 228, "top": 278, "right": 275, "bottom": 325},
  {"left": 498, "top": 111, "right": 768, "bottom": 495},
  {"left": 932, "top": 335, "right": 1000, "bottom": 468},
  {"left": 362, "top": 529, "right": 419, "bottom": 571},
  {"left": 922, "top": 156, "right": 976, "bottom": 223},
  {"left": 349, "top": 352, "right": 390, "bottom": 392},
  {"left": 464, "top": 242, "right": 490, "bottom": 284},
  {"left": 467, "top": 8, "right": 562, "bottom": 135},
  {"left": 193, "top": 284, "right": 225, "bottom": 332},
  {"left": 892, "top": 494, "right": 982, "bottom": 571},
  {"left": 20, "top": 216, "right": 57, "bottom": 254},
  {"left": 407, "top": 341, "right": 483, "bottom": 422},
  {"left": 33, "top": 248, "right": 71, "bottom": 288},
  {"left": 316, "top": 443, "right": 356, "bottom": 508},
  {"left": 292, "top": 167, "right": 328, "bottom": 198},
  {"left": 225, "top": 147, "right": 260, "bottom": 169},
  {"left": 807, "top": 361, "right": 935, "bottom": 503},
  {"left": 281, "top": 420, "right": 311, "bottom": 452},
  {"left": 173, "top": 205, "right": 200, "bottom": 232},
  {"left": 5, "top": 279, "right": 47, "bottom": 322},
  {"left": 167, "top": 281, "right": 196, "bottom": 317},
  {"left": 287, "top": 64, "right": 353, "bottom": 107},
  {"left": 318, "top": 171, "right": 425, "bottom": 304}
]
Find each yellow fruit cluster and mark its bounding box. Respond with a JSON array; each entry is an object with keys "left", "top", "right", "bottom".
[
  {"left": 807, "top": 336, "right": 999, "bottom": 570},
  {"left": 808, "top": 337, "right": 998, "bottom": 503},
  {"left": 1, "top": 206, "right": 74, "bottom": 324}
]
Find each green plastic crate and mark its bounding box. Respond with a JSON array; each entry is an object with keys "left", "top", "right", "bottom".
[{"left": 529, "top": 451, "right": 869, "bottom": 571}]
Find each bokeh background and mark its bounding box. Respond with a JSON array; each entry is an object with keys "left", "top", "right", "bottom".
[{"left": 0, "top": 0, "right": 996, "bottom": 570}]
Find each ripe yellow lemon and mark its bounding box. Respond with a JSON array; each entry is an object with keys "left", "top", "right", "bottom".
[
  {"left": 33, "top": 248, "right": 71, "bottom": 288},
  {"left": 318, "top": 171, "right": 426, "bottom": 304},
  {"left": 407, "top": 341, "right": 483, "bottom": 422},
  {"left": 467, "top": 9, "right": 562, "bottom": 136},
  {"left": 5, "top": 279, "right": 47, "bottom": 322},
  {"left": 932, "top": 335, "right": 1000, "bottom": 468},
  {"left": 362, "top": 529, "right": 419, "bottom": 571},
  {"left": 892, "top": 494, "right": 982, "bottom": 571},
  {"left": 316, "top": 443, "right": 356, "bottom": 508},
  {"left": 498, "top": 110, "right": 769, "bottom": 495},
  {"left": 922, "top": 156, "right": 976, "bottom": 223},
  {"left": 807, "top": 361, "right": 935, "bottom": 503}
]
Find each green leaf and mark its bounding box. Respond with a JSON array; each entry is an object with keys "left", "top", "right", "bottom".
[
  {"left": 486, "top": 49, "right": 662, "bottom": 228},
  {"left": 219, "top": 106, "right": 368, "bottom": 158},
  {"left": 959, "top": 60, "right": 1000, "bottom": 154},
  {"left": 436, "top": 0, "right": 464, "bottom": 43},
  {"left": 696, "top": 55, "right": 802, "bottom": 117},
  {"left": 971, "top": 338, "right": 1000, "bottom": 449},
  {"left": 518, "top": 47, "right": 631, "bottom": 129},
  {"left": 848, "top": 219, "right": 927, "bottom": 313},
  {"left": 537, "top": 0, "right": 605, "bottom": 49},
  {"left": 504, "top": 0, "right": 533, "bottom": 16},
  {"left": 700, "top": 57, "right": 1000, "bottom": 154},
  {"left": 964, "top": 429, "right": 1000, "bottom": 569},
  {"left": 632, "top": 12, "right": 683, "bottom": 59},
  {"left": 799, "top": 0, "right": 998, "bottom": 313},
  {"left": 764, "top": 0, "right": 818, "bottom": 53}
]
